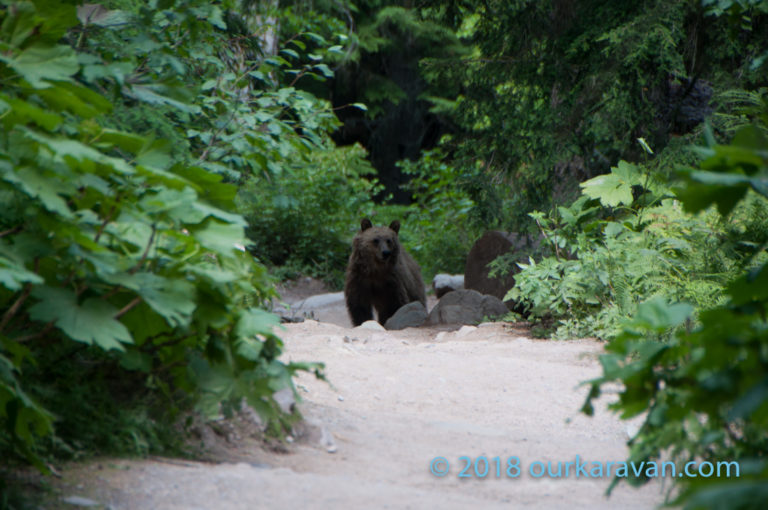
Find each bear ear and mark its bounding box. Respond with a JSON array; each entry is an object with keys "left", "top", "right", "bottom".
[
  {"left": 388, "top": 220, "right": 400, "bottom": 234},
  {"left": 361, "top": 218, "right": 373, "bottom": 231}
]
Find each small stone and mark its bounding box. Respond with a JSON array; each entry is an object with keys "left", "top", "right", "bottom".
[
  {"left": 62, "top": 496, "right": 100, "bottom": 507},
  {"left": 337, "top": 395, "right": 345, "bottom": 402},
  {"left": 356, "top": 320, "right": 386, "bottom": 331},
  {"left": 318, "top": 425, "right": 338, "bottom": 453}
]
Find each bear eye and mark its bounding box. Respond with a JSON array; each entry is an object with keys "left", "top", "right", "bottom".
[{"left": 373, "top": 239, "right": 380, "bottom": 246}]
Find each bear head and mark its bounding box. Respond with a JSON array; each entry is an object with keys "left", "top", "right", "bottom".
[{"left": 356, "top": 218, "right": 401, "bottom": 266}]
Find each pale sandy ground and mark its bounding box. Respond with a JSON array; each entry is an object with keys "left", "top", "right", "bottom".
[{"left": 50, "top": 287, "right": 670, "bottom": 510}]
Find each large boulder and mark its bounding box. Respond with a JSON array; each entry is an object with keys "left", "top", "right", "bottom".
[
  {"left": 384, "top": 301, "right": 428, "bottom": 330},
  {"left": 425, "top": 289, "right": 508, "bottom": 326},
  {"left": 464, "top": 231, "right": 540, "bottom": 311}
]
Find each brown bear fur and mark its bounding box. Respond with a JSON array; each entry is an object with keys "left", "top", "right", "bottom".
[{"left": 344, "top": 218, "right": 426, "bottom": 326}]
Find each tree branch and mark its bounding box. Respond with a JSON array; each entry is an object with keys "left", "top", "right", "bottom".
[{"left": 114, "top": 296, "right": 142, "bottom": 319}]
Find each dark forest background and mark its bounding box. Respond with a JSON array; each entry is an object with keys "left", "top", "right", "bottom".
[{"left": 1, "top": 1, "right": 767, "bottom": 507}]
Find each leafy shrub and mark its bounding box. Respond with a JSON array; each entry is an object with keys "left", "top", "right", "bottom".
[
  {"left": 583, "top": 123, "right": 768, "bottom": 508},
  {"left": 239, "top": 143, "right": 381, "bottom": 287},
  {"left": 505, "top": 156, "right": 747, "bottom": 339},
  {"left": 396, "top": 148, "right": 482, "bottom": 279},
  {"left": 0, "top": 0, "right": 325, "bottom": 473}
]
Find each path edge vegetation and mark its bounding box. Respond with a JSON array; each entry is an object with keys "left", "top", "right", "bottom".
[
  {"left": 0, "top": 0, "right": 334, "bottom": 487},
  {"left": 1, "top": 1, "right": 767, "bottom": 509}
]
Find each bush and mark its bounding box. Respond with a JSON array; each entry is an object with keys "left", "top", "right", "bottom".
[
  {"left": 396, "top": 148, "right": 482, "bottom": 279},
  {"left": 239, "top": 143, "right": 381, "bottom": 287},
  {"left": 582, "top": 122, "right": 768, "bottom": 508},
  {"left": 503, "top": 153, "right": 760, "bottom": 339},
  {"left": 0, "top": 0, "right": 324, "bottom": 474}
]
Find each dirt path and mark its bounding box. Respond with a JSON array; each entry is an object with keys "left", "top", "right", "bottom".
[{"left": 53, "top": 290, "right": 666, "bottom": 509}]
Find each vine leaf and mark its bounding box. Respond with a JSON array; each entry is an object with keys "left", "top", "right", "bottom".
[
  {"left": 1, "top": 165, "right": 73, "bottom": 218},
  {"left": 28, "top": 287, "right": 133, "bottom": 350},
  {"left": 104, "top": 272, "right": 197, "bottom": 328},
  {"left": 0, "top": 45, "right": 78, "bottom": 89},
  {"left": 0, "top": 254, "right": 43, "bottom": 291},
  {"left": 580, "top": 160, "right": 640, "bottom": 207}
]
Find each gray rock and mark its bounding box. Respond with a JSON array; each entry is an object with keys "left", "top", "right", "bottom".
[
  {"left": 384, "top": 301, "right": 427, "bottom": 330},
  {"left": 293, "top": 292, "right": 345, "bottom": 310},
  {"left": 432, "top": 274, "right": 465, "bottom": 298},
  {"left": 426, "top": 289, "right": 509, "bottom": 326}
]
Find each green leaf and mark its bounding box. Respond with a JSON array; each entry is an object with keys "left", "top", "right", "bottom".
[
  {"left": 28, "top": 287, "right": 133, "bottom": 351},
  {"left": 637, "top": 137, "right": 654, "bottom": 155},
  {"left": 1, "top": 45, "right": 78, "bottom": 88},
  {"left": 192, "top": 220, "right": 246, "bottom": 253},
  {"left": 169, "top": 164, "right": 237, "bottom": 205},
  {"left": 0, "top": 93, "right": 62, "bottom": 130},
  {"left": 674, "top": 172, "right": 749, "bottom": 216},
  {"left": 0, "top": 2, "right": 38, "bottom": 47},
  {"left": 0, "top": 254, "right": 44, "bottom": 291},
  {"left": 604, "top": 221, "right": 624, "bottom": 237},
  {"left": 207, "top": 6, "right": 226, "bottom": 29},
  {"left": 119, "top": 349, "right": 153, "bottom": 372},
  {"left": 313, "top": 64, "right": 334, "bottom": 78},
  {"left": 629, "top": 297, "right": 694, "bottom": 332},
  {"left": 36, "top": 81, "right": 112, "bottom": 117},
  {"left": 727, "top": 263, "right": 768, "bottom": 305},
  {"left": 104, "top": 272, "right": 197, "bottom": 328},
  {"left": 304, "top": 32, "right": 327, "bottom": 45},
  {"left": 727, "top": 376, "right": 768, "bottom": 420},
  {"left": 130, "top": 84, "right": 201, "bottom": 114},
  {"left": 236, "top": 308, "right": 280, "bottom": 340},
  {"left": 580, "top": 161, "right": 640, "bottom": 207},
  {"left": 22, "top": 128, "right": 134, "bottom": 174},
  {"left": 0, "top": 165, "right": 74, "bottom": 218},
  {"left": 77, "top": 4, "right": 133, "bottom": 27},
  {"left": 97, "top": 129, "right": 147, "bottom": 155}
]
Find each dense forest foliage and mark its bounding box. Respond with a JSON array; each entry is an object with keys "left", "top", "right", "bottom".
[{"left": 1, "top": 0, "right": 767, "bottom": 508}]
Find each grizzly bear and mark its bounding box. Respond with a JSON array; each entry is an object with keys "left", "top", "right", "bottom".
[{"left": 344, "top": 218, "right": 426, "bottom": 327}]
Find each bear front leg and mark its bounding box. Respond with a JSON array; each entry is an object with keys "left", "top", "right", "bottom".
[
  {"left": 375, "top": 300, "right": 402, "bottom": 327},
  {"left": 348, "top": 302, "right": 373, "bottom": 326},
  {"left": 345, "top": 284, "right": 373, "bottom": 326}
]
